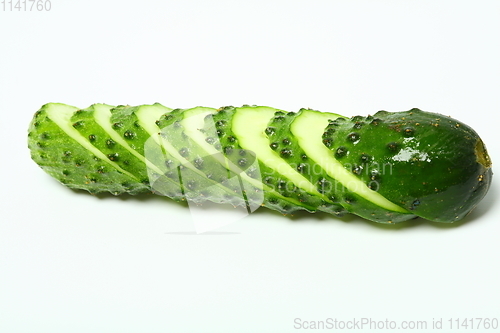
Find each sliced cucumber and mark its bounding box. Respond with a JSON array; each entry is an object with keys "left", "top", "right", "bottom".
[
  {"left": 291, "top": 109, "right": 412, "bottom": 221},
  {"left": 232, "top": 106, "right": 329, "bottom": 199},
  {"left": 28, "top": 103, "right": 493, "bottom": 223},
  {"left": 29, "top": 103, "right": 147, "bottom": 195}
]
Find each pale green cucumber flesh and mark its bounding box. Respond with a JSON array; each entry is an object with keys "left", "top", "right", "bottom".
[
  {"left": 212, "top": 106, "right": 320, "bottom": 213},
  {"left": 29, "top": 103, "right": 150, "bottom": 195},
  {"left": 291, "top": 109, "right": 409, "bottom": 214},
  {"left": 47, "top": 104, "right": 137, "bottom": 180},
  {"left": 232, "top": 107, "right": 328, "bottom": 200},
  {"left": 153, "top": 107, "right": 261, "bottom": 206},
  {"left": 135, "top": 103, "right": 173, "bottom": 136},
  {"left": 179, "top": 107, "right": 265, "bottom": 211},
  {"left": 92, "top": 104, "right": 165, "bottom": 177},
  {"left": 180, "top": 107, "right": 264, "bottom": 187}
]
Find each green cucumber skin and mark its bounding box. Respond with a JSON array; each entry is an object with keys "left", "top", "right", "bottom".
[
  {"left": 103, "top": 104, "right": 203, "bottom": 202},
  {"left": 28, "top": 104, "right": 148, "bottom": 195},
  {"left": 102, "top": 104, "right": 185, "bottom": 200},
  {"left": 323, "top": 108, "right": 492, "bottom": 222},
  {"left": 154, "top": 106, "right": 261, "bottom": 208},
  {"left": 264, "top": 109, "right": 347, "bottom": 216},
  {"left": 109, "top": 105, "right": 154, "bottom": 157},
  {"left": 209, "top": 106, "right": 323, "bottom": 215},
  {"left": 269, "top": 108, "right": 416, "bottom": 223},
  {"left": 28, "top": 103, "right": 492, "bottom": 223},
  {"left": 70, "top": 105, "right": 150, "bottom": 192}
]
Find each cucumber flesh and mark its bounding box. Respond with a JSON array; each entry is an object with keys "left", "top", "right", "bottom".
[
  {"left": 91, "top": 104, "right": 164, "bottom": 177},
  {"left": 264, "top": 108, "right": 413, "bottom": 222},
  {"left": 232, "top": 106, "right": 329, "bottom": 201},
  {"left": 211, "top": 106, "right": 320, "bottom": 214},
  {"left": 168, "top": 107, "right": 243, "bottom": 205},
  {"left": 153, "top": 107, "right": 261, "bottom": 207},
  {"left": 179, "top": 107, "right": 265, "bottom": 211},
  {"left": 291, "top": 109, "right": 409, "bottom": 214},
  {"left": 29, "top": 103, "right": 148, "bottom": 195},
  {"left": 131, "top": 104, "right": 188, "bottom": 200},
  {"left": 49, "top": 104, "right": 138, "bottom": 177},
  {"left": 134, "top": 103, "right": 173, "bottom": 143}
]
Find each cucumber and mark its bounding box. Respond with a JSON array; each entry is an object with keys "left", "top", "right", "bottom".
[
  {"left": 154, "top": 106, "right": 263, "bottom": 209},
  {"left": 280, "top": 108, "right": 415, "bottom": 223},
  {"left": 28, "top": 103, "right": 149, "bottom": 195},
  {"left": 28, "top": 103, "right": 492, "bottom": 223},
  {"left": 208, "top": 106, "right": 326, "bottom": 214},
  {"left": 319, "top": 109, "right": 492, "bottom": 222}
]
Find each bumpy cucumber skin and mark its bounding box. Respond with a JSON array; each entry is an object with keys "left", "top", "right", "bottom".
[
  {"left": 101, "top": 105, "right": 190, "bottom": 202},
  {"left": 154, "top": 106, "right": 262, "bottom": 208},
  {"left": 109, "top": 105, "right": 154, "bottom": 157},
  {"left": 265, "top": 109, "right": 347, "bottom": 216},
  {"left": 325, "top": 108, "right": 492, "bottom": 222},
  {"left": 28, "top": 104, "right": 148, "bottom": 195},
  {"left": 70, "top": 105, "right": 151, "bottom": 192},
  {"left": 270, "top": 108, "right": 417, "bottom": 223},
  {"left": 208, "top": 106, "right": 323, "bottom": 215},
  {"left": 28, "top": 103, "right": 492, "bottom": 223}
]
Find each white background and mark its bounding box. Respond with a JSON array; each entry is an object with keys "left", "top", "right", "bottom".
[{"left": 1, "top": 1, "right": 499, "bottom": 332}]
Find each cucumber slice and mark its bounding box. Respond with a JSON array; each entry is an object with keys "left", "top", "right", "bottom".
[
  {"left": 267, "top": 108, "right": 414, "bottom": 222},
  {"left": 28, "top": 103, "right": 147, "bottom": 195},
  {"left": 153, "top": 107, "right": 262, "bottom": 207},
  {"left": 211, "top": 106, "right": 321, "bottom": 214},
  {"left": 232, "top": 106, "right": 328, "bottom": 198},
  {"left": 291, "top": 108, "right": 412, "bottom": 221},
  {"left": 178, "top": 107, "right": 265, "bottom": 211}
]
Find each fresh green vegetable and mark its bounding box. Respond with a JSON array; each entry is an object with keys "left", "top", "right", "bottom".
[{"left": 28, "top": 103, "right": 492, "bottom": 223}]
